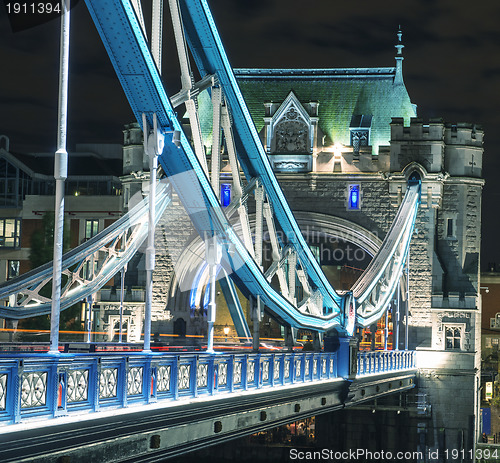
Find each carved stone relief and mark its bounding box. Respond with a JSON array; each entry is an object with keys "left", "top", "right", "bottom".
[{"left": 274, "top": 107, "right": 309, "bottom": 153}]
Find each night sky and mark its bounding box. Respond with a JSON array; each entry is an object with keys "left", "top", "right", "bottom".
[{"left": 1, "top": 0, "right": 500, "bottom": 266}]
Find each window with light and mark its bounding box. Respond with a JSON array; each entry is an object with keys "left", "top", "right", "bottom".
[
  {"left": 0, "top": 218, "right": 21, "bottom": 248},
  {"left": 85, "top": 219, "right": 99, "bottom": 239},
  {"left": 444, "top": 325, "right": 462, "bottom": 350}
]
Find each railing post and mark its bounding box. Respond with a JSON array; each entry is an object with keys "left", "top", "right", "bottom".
[
  {"left": 149, "top": 359, "right": 158, "bottom": 403},
  {"left": 193, "top": 357, "right": 199, "bottom": 398},
  {"left": 229, "top": 355, "right": 234, "bottom": 392},
  {"left": 12, "top": 361, "right": 22, "bottom": 424},
  {"left": 257, "top": 353, "right": 262, "bottom": 389},
  {"left": 242, "top": 355, "right": 248, "bottom": 390},
  {"left": 270, "top": 354, "right": 275, "bottom": 387},
  {"left": 337, "top": 337, "right": 357, "bottom": 379},
  {"left": 55, "top": 366, "right": 67, "bottom": 417},
  {"left": 173, "top": 356, "right": 179, "bottom": 400},
  {"left": 122, "top": 357, "right": 129, "bottom": 408},
  {"left": 93, "top": 358, "right": 101, "bottom": 413},
  {"left": 405, "top": 257, "right": 410, "bottom": 350}
]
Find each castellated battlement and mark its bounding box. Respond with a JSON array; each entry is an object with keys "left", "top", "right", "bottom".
[
  {"left": 390, "top": 117, "right": 483, "bottom": 177},
  {"left": 444, "top": 121, "right": 484, "bottom": 146},
  {"left": 391, "top": 117, "right": 445, "bottom": 141}
]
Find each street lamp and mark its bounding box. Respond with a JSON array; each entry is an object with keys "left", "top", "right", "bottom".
[{"left": 223, "top": 324, "right": 230, "bottom": 342}]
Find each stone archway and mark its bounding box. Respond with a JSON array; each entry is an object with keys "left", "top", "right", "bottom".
[
  {"left": 164, "top": 211, "right": 383, "bottom": 318},
  {"left": 173, "top": 317, "right": 187, "bottom": 337}
]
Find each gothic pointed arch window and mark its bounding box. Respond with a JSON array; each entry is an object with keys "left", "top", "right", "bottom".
[{"left": 265, "top": 92, "right": 316, "bottom": 172}]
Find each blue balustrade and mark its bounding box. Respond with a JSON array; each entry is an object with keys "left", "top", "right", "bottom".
[
  {"left": 356, "top": 350, "right": 416, "bottom": 377},
  {"left": 0, "top": 350, "right": 417, "bottom": 425},
  {"left": 0, "top": 350, "right": 342, "bottom": 425}
]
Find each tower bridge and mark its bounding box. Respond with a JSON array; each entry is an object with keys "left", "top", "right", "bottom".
[{"left": 0, "top": 0, "right": 483, "bottom": 461}]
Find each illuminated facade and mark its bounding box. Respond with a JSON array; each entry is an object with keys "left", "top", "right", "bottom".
[{"left": 146, "top": 33, "right": 484, "bottom": 455}]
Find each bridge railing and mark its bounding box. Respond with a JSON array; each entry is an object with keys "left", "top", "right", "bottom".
[
  {"left": 0, "top": 351, "right": 339, "bottom": 425},
  {"left": 356, "top": 350, "right": 416, "bottom": 376},
  {"left": 0, "top": 349, "right": 416, "bottom": 425}
]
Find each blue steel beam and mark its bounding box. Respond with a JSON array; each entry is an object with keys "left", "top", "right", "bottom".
[
  {"left": 178, "top": 0, "right": 343, "bottom": 312},
  {"left": 219, "top": 272, "right": 251, "bottom": 339}
]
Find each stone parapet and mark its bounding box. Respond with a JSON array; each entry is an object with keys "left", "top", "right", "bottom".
[{"left": 431, "top": 293, "right": 477, "bottom": 309}]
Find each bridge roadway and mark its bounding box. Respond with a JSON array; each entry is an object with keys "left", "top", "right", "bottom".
[{"left": 0, "top": 349, "right": 415, "bottom": 463}]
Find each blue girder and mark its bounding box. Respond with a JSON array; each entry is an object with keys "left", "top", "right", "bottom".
[
  {"left": 83, "top": 0, "right": 420, "bottom": 333},
  {"left": 178, "top": 1, "right": 343, "bottom": 313}
]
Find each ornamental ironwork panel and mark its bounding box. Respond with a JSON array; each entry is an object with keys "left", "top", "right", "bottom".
[
  {"left": 330, "top": 359, "right": 334, "bottom": 374},
  {"left": 247, "top": 361, "right": 255, "bottom": 383},
  {"left": 322, "top": 359, "right": 327, "bottom": 375},
  {"left": 262, "top": 361, "right": 269, "bottom": 382},
  {"left": 99, "top": 368, "right": 118, "bottom": 399},
  {"left": 0, "top": 373, "right": 7, "bottom": 410},
  {"left": 197, "top": 363, "right": 208, "bottom": 388},
  {"left": 233, "top": 362, "right": 242, "bottom": 385},
  {"left": 313, "top": 359, "right": 318, "bottom": 376},
  {"left": 157, "top": 365, "right": 171, "bottom": 392},
  {"left": 178, "top": 364, "right": 191, "bottom": 390},
  {"left": 284, "top": 360, "right": 290, "bottom": 379},
  {"left": 67, "top": 370, "right": 89, "bottom": 403},
  {"left": 218, "top": 363, "right": 228, "bottom": 386},
  {"left": 21, "top": 371, "right": 47, "bottom": 408},
  {"left": 295, "top": 359, "right": 301, "bottom": 378},
  {"left": 305, "top": 359, "right": 310, "bottom": 376},
  {"left": 273, "top": 360, "right": 280, "bottom": 380},
  {"left": 127, "top": 367, "right": 143, "bottom": 396}
]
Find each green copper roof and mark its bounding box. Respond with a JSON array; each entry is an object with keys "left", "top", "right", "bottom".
[{"left": 234, "top": 68, "right": 416, "bottom": 154}]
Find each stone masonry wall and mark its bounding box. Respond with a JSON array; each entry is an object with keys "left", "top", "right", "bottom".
[
  {"left": 152, "top": 194, "right": 197, "bottom": 333},
  {"left": 408, "top": 204, "right": 434, "bottom": 348},
  {"left": 278, "top": 175, "right": 394, "bottom": 240}
]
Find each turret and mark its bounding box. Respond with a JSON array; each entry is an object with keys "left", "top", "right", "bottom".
[{"left": 394, "top": 27, "right": 404, "bottom": 86}]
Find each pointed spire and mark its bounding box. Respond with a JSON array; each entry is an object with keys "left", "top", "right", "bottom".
[{"left": 394, "top": 26, "right": 404, "bottom": 85}]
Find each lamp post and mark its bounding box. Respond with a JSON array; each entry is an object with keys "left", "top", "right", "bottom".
[
  {"left": 49, "top": 0, "right": 70, "bottom": 354},
  {"left": 223, "top": 324, "right": 230, "bottom": 343}
]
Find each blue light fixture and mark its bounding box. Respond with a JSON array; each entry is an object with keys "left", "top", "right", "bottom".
[
  {"left": 221, "top": 184, "right": 231, "bottom": 207},
  {"left": 348, "top": 184, "right": 360, "bottom": 210}
]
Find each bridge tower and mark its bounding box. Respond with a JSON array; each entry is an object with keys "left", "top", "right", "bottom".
[
  {"left": 312, "top": 118, "right": 483, "bottom": 457},
  {"left": 94, "top": 14, "right": 482, "bottom": 456},
  {"left": 150, "top": 60, "right": 483, "bottom": 460}
]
